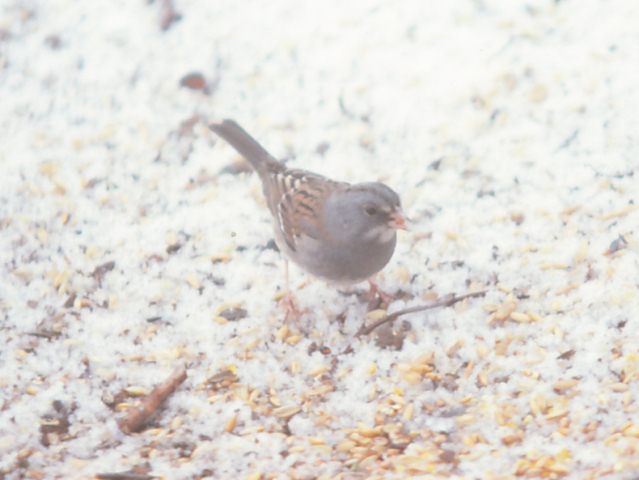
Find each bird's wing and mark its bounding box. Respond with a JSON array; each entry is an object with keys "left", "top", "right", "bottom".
[{"left": 271, "top": 169, "right": 345, "bottom": 252}]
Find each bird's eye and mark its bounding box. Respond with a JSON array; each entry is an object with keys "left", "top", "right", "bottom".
[{"left": 364, "top": 206, "right": 377, "bottom": 216}]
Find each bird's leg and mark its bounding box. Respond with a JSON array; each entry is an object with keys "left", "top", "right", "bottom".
[
  {"left": 279, "top": 260, "right": 302, "bottom": 320},
  {"left": 355, "top": 278, "right": 395, "bottom": 333},
  {"left": 367, "top": 277, "right": 395, "bottom": 309}
]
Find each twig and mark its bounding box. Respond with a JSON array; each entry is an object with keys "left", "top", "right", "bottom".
[
  {"left": 118, "top": 366, "right": 187, "bottom": 434},
  {"left": 356, "top": 290, "right": 487, "bottom": 337},
  {"left": 26, "top": 330, "right": 61, "bottom": 340},
  {"left": 96, "top": 473, "right": 157, "bottom": 480}
]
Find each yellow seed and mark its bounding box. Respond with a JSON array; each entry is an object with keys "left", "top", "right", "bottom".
[
  {"left": 541, "top": 262, "right": 569, "bottom": 270},
  {"left": 416, "top": 353, "right": 435, "bottom": 365},
  {"left": 314, "top": 444, "right": 332, "bottom": 455},
  {"left": 403, "top": 404, "right": 414, "bottom": 421},
  {"left": 529, "top": 395, "right": 546, "bottom": 416},
  {"left": 546, "top": 405, "right": 569, "bottom": 420},
  {"left": 366, "top": 309, "right": 387, "bottom": 321},
  {"left": 527, "top": 311, "right": 542, "bottom": 322},
  {"left": 210, "top": 253, "right": 232, "bottom": 263},
  {"left": 124, "top": 386, "right": 148, "bottom": 397},
  {"left": 16, "top": 448, "right": 32, "bottom": 460},
  {"left": 186, "top": 274, "right": 200, "bottom": 289},
  {"left": 39, "top": 161, "right": 58, "bottom": 176},
  {"left": 273, "top": 405, "right": 301, "bottom": 418},
  {"left": 358, "top": 426, "right": 380, "bottom": 438},
  {"left": 225, "top": 414, "right": 238, "bottom": 433},
  {"left": 235, "top": 386, "right": 249, "bottom": 402},
  {"left": 273, "top": 290, "right": 287, "bottom": 301},
  {"left": 446, "top": 231, "right": 459, "bottom": 240},
  {"left": 336, "top": 440, "right": 356, "bottom": 452},
  {"left": 289, "top": 361, "right": 301, "bottom": 374},
  {"left": 401, "top": 372, "right": 421, "bottom": 385},
  {"left": 395, "top": 266, "right": 411, "bottom": 284},
  {"left": 422, "top": 290, "right": 438, "bottom": 301},
  {"left": 573, "top": 241, "right": 589, "bottom": 263},
  {"left": 52, "top": 270, "right": 69, "bottom": 289},
  {"left": 285, "top": 335, "right": 301, "bottom": 345},
  {"left": 215, "top": 302, "right": 242, "bottom": 315},
  {"left": 622, "top": 424, "right": 639, "bottom": 437},
  {"left": 343, "top": 458, "right": 359, "bottom": 468},
  {"left": 462, "top": 434, "right": 480, "bottom": 447},
  {"left": 171, "top": 416, "right": 183, "bottom": 430},
  {"left": 456, "top": 414, "right": 475, "bottom": 426},
  {"left": 483, "top": 303, "right": 499, "bottom": 312},
  {"left": 248, "top": 389, "right": 260, "bottom": 404},
  {"left": 556, "top": 283, "right": 578, "bottom": 295},
  {"left": 495, "top": 337, "right": 513, "bottom": 356},
  {"left": 601, "top": 204, "right": 639, "bottom": 220},
  {"left": 463, "top": 361, "right": 474, "bottom": 378},
  {"left": 358, "top": 455, "right": 378, "bottom": 469},
  {"left": 553, "top": 379, "right": 579, "bottom": 393},
  {"left": 510, "top": 311, "right": 531, "bottom": 323},
  {"left": 78, "top": 297, "right": 93, "bottom": 309},
  {"left": 275, "top": 325, "right": 289, "bottom": 341},
  {"left": 610, "top": 382, "right": 629, "bottom": 392},
  {"left": 37, "top": 228, "right": 48, "bottom": 243},
  {"left": 494, "top": 301, "right": 516, "bottom": 321},
  {"left": 501, "top": 431, "right": 523, "bottom": 446},
  {"left": 115, "top": 402, "right": 131, "bottom": 412},
  {"left": 528, "top": 84, "right": 548, "bottom": 103},
  {"left": 26, "top": 385, "right": 38, "bottom": 395},
  {"left": 446, "top": 340, "right": 464, "bottom": 356},
  {"left": 308, "top": 366, "right": 329, "bottom": 377}
]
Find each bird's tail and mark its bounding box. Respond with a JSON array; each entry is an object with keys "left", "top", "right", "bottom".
[{"left": 209, "top": 119, "right": 281, "bottom": 178}]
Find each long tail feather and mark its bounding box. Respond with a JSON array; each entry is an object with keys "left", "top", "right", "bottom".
[{"left": 209, "top": 119, "right": 280, "bottom": 177}]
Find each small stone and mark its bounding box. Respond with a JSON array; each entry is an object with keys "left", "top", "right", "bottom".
[
  {"left": 218, "top": 307, "right": 247, "bottom": 322},
  {"left": 180, "top": 72, "right": 207, "bottom": 91}
]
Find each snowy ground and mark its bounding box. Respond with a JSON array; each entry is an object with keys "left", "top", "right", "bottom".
[{"left": 1, "top": 0, "right": 638, "bottom": 478}]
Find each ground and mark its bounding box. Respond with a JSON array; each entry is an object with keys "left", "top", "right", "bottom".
[{"left": 1, "top": 0, "right": 638, "bottom": 479}]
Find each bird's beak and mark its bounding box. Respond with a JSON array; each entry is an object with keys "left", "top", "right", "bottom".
[{"left": 388, "top": 208, "right": 408, "bottom": 230}]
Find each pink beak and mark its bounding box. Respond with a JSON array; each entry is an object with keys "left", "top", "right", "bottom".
[{"left": 388, "top": 208, "right": 408, "bottom": 230}]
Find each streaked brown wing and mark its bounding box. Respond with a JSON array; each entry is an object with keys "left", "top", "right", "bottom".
[{"left": 270, "top": 169, "right": 344, "bottom": 252}]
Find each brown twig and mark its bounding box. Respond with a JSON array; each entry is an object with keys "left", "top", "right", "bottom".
[
  {"left": 356, "top": 290, "right": 488, "bottom": 337},
  {"left": 118, "top": 365, "right": 187, "bottom": 434},
  {"left": 96, "top": 473, "right": 157, "bottom": 480}
]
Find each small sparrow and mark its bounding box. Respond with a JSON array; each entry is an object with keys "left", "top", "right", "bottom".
[{"left": 210, "top": 119, "right": 406, "bottom": 293}]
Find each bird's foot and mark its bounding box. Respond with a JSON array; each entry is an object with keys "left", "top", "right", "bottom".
[
  {"left": 278, "top": 290, "right": 307, "bottom": 322},
  {"left": 367, "top": 279, "right": 395, "bottom": 310}
]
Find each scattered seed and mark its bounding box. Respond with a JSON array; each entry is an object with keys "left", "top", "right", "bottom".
[{"left": 273, "top": 405, "right": 301, "bottom": 419}]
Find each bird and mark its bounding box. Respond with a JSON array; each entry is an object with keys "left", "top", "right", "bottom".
[{"left": 209, "top": 119, "right": 406, "bottom": 306}]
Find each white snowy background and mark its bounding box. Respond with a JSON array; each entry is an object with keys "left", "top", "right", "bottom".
[{"left": 1, "top": 0, "right": 638, "bottom": 478}]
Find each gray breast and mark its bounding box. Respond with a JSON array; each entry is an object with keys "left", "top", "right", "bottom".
[{"left": 277, "top": 229, "right": 397, "bottom": 284}]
